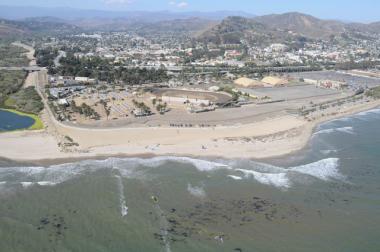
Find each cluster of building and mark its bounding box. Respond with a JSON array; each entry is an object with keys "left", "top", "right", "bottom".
[
  {"left": 38, "top": 28, "right": 380, "bottom": 88},
  {"left": 303, "top": 79, "right": 348, "bottom": 90}
]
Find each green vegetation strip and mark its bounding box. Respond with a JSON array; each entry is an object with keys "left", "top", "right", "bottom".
[
  {"left": 366, "top": 86, "right": 380, "bottom": 99},
  {"left": 0, "top": 108, "right": 44, "bottom": 130}
]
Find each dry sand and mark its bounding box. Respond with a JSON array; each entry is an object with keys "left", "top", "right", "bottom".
[{"left": 1, "top": 99, "right": 379, "bottom": 162}]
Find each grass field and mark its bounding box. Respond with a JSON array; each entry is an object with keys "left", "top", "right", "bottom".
[
  {"left": 0, "top": 70, "right": 27, "bottom": 104},
  {"left": 366, "top": 86, "right": 380, "bottom": 99},
  {"left": 4, "top": 86, "right": 44, "bottom": 114},
  {"left": 1, "top": 108, "right": 44, "bottom": 130},
  {"left": 0, "top": 43, "right": 29, "bottom": 67}
]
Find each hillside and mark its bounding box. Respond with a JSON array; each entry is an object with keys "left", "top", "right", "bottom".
[
  {"left": 199, "top": 16, "right": 266, "bottom": 44},
  {"left": 200, "top": 12, "right": 380, "bottom": 45},
  {"left": 135, "top": 18, "right": 218, "bottom": 36},
  {"left": 0, "top": 18, "right": 81, "bottom": 38},
  {"left": 0, "top": 20, "right": 27, "bottom": 38},
  {"left": 368, "top": 21, "right": 380, "bottom": 33},
  {"left": 199, "top": 15, "right": 308, "bottom": 46},
  {"left": 253, "top": 12, "right": 346, "bottom": 39}
]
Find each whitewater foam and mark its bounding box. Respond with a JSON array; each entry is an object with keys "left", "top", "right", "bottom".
[
  {"left": 355, "top": 108, "right": 380, "bottom": 117},
  {"left": 187, "top": 184, "right": 206, "bottom": 198},
  {"left": 236, "top": 169, "right": 291, "bottom": 188},
  {"left": 0, "top": 163, "right": 89, "bottom": 186},
  {"left": 154, "top": 203, "right": 172, "bottom": 252},
  {"left": 290, "top": 158, "right": 343, "bottom": 181},
  {"left": 115, "top": 175, "right": 128, "bottom": 217},
  {"left": 0, "top": 156, "right": 343, "bottom": 191},
  {"left": 314, "top": 126, "right": 354, "bottom": 136},
  {"left": 20, "top": 182, "right": 34, "bottom": 188},
  {"left": 0, "top": 156, "right": 229, "bottom": 190},
  {"left": 37, "top": 181, "right": 57, "bottom": 186},
  {"left": 320, "top": 149, "right": 338, "bottom": 155},
  {"left": 133, "top": 156, "right": 229, "bottom": 172},
  {"left": 228, "top": 175, "right": 243, "bottom": 180},
  {"left": 105, "top": 156, "right": 229, "bottom": 176},
  {"left": 229, "top": 157, "right": 343, "bottom": 189}
]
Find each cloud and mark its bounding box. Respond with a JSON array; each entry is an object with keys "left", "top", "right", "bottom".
[
  {"left": 177, "top": 1, "right": 188, "bottom": 8},
  {"left": 169, "top": 1, "right": 189, "bottom": 9}
]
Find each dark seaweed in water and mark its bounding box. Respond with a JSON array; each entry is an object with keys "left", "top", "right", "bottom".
[
  {"left": 36, "top": 213, "right": 71, "bottom": 245},
  {"left": 154, "top": 196, "right": 303, "bottom": 245}
]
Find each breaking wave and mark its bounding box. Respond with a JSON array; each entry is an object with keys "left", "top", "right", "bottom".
[
  {"left": 20, "top": 182, "right": 34, "bottom": 188},
  {"left": 228, "top": 175, "right": 243, "bottom": 180},
  {"left": 328, "top": 107, "right": 380, "bottom": 124},
  {"left": 236, "top": 169, "right": 290, "bottom": 188},
  {"left": 355, "top": 108, "right": 380, "bottom": 117},
  {"left": 231, "top": 158, "right": 342, "bottom": 189},
  {"left": 0, "top": 156, "right": 228, "bottom": 189},
  {"left": 314, "top": 126, "right": 355, "bottom": 136},
  {"left": 0, "top": 156, "right": 343, "bottom": 190},
  {"left": 289, "top": 158, "right": 342, "bottom": 181}
]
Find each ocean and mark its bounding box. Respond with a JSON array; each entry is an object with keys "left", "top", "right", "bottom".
[{"left": 0, "top": 108, "right": 379, "bottom": 252}]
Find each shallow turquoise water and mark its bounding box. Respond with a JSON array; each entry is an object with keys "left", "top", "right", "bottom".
[
  {"left": 0, "top": 109, "right": 35, "bottom": 131},
  {"left": 0, "top": 108, "right": 379, "bottom": 252}
]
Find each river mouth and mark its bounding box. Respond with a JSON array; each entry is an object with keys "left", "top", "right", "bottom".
[{"left": 0, "top": 109, "right": 35, "bottom": 131}]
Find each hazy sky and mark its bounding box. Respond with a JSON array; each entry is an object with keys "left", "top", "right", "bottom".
[{"left": 1, "top": 0, "right": 380, "bottom": 23}]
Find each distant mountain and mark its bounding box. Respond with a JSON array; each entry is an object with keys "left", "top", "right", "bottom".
[
  {"left": 368, "top": 21, "right": 380, "bottom": 33},
  {"left": 200, "top": 12, "right": 380, "bottom": 45},
  {"left": 199, "top": 16, "right": 266, "bottom": 44},
  {"left": 68, "top": 17, "right": 217, "bottom": 35},
  {"left": 0, "top": 5, "right": 255, "bottom": 34},
  {"left": 0, "top": 5, "right": 254, "bottom": 21},
  {"left": 252, "top": 12, "right": 346, "bottom": 39},
  {"left": 132, "top": 18, "right": 219, "bottom": 36},
  {"left": 2, "top": 8, "right": 380, "bottom": 43},
  {"left": 0, "top": 18, "right": 81, "bottom": 38},
  {"left": 0, "top": 19, "right": 26, "bottom": 37}
]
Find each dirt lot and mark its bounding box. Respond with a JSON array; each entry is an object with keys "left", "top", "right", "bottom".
[{"left": 240, "top": 84, "right": 342, "bottom": 101}]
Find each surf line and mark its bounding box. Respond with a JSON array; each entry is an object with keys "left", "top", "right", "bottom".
[{"left": 115, "top": 174, "right": 128, "bottom": 217}]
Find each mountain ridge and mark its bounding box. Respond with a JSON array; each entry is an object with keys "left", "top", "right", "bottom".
[
  {"left": 0, "top": 5, "right": 255, "bottom": 21},
  {"left": 200, "top": 12, "right": 380, "bottom": 45}
]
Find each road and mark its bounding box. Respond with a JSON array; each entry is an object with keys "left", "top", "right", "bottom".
[
  {"left": 54, "top": 50, "right": 66, "bottom": 68},
  {"left": 0, "top": 66, "right": 43, "bottom": 71}
]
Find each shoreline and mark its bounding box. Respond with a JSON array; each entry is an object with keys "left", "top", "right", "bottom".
[{"left": 0, "top": 99, "right": 379, "bottom": 166}]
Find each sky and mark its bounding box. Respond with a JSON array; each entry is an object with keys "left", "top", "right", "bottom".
[{"left": 1, "top": 0, "right": 380, "bottom": 23}]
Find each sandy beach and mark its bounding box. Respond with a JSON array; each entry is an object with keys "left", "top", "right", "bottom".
[{"left": 1, "top": 98, "right": 379, "bottom": 163}]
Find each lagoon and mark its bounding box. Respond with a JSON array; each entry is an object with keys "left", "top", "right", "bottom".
[{"left": 0, "top": 109, "right": 35, "bottom": 131}]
